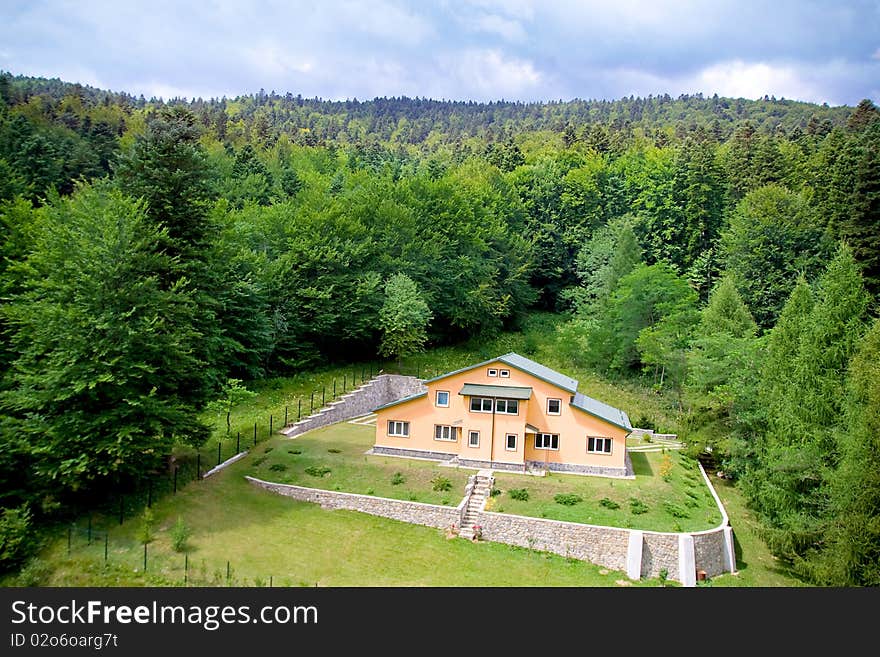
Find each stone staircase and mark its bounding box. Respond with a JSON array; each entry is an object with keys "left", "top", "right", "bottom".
[{"left": 458, "top": 470, "right": 493, "bottom": 540}]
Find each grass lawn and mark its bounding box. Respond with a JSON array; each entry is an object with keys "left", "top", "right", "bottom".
[
  {"left": 246, "top": 422, "right": 470, "bottom": 505},
  {"left": 488, "top": 450, "right": 721, "bottom": 533},
  {"left": 26, "top": 456, "right": 657, "bottom": 587}
]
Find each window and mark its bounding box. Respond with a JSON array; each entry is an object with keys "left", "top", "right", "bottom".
[
  {"left": 435, "top": 390, "right": 450, "bottom": 407},
  {"left": 468, "top": 431, "right": 480, "bottom": 448},
  {"left": 505, "top": 434, "right": 517, "bottom": 451},
  {"left": 535, "top": 433, "right": 559, "bottom": 450},
  {"left": 470, "top": 397, "right": 494, "bottom": 413},
  {"left": 495, "top": 399, "right": 519, "bottom": 415},
  {"left": 434, "top": 425, "right": 457, "bottom": 441},
  {"left": 499, "top": 369, "right": 510, "bottom": 378},
  {"left": 547, "top": 398, "right": 561, "bottom": 415},
  {"left": 587, "top": 436, "right": 612, "bottom": 454},
  {"left": 388, "top": 421, "right": 409, "bottom": 437},
  {"left": 487, "top": 368, "right": 498, "bottom": 377}
]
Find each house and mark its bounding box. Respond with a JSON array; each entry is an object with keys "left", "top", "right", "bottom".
[{"left": 372, "top": 353, "right": 633, "bottom": 477}]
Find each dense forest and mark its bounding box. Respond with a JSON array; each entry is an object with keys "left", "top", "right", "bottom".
[{"left": 0, "top": 72, "right": 878, "bottom": 585}]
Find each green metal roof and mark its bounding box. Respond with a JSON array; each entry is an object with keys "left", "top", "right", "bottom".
[
  {"left": 570, "top": 392, "right": 632, "bottom": 431},
  {"left": 372, "top": 391, "right": 427, "bottom": 412},
  {"left": 458, "top": 384, "right": 533, "bottom": 400},
  {"left": 423, "top": 352, "right": 578, "bottom": 393}
]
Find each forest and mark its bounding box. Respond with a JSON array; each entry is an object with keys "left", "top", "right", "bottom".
[{"left": 0, "top": 71, "right": 878, "bottom": 585}]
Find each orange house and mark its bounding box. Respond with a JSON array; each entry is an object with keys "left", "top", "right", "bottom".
[{"left": 372, "top": 353, "right": 633, "bottom": 477}]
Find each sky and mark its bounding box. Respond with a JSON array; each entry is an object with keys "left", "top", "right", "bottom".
[{"left": 3, "top": 0, "right": 879, "bottom": 107}]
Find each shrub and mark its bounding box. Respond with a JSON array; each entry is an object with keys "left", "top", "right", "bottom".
[
  {"left": 252, "top": 456, "right": 267, "bottom": 466},
  {"left": 170, "top": 517, "right": 192, "bottom": 553},
  {"left": 137, "top": 508, "right": 156, "bottom": 545},
  {"left": 366, "top": 488, "right": 375, "bottom": 495},
  {"left": 629, "top": 498, "right": 649, "bottom": 515},
  {"left": 664, "top": 501, "right": 690, "bottom": 518},
  {"left": 431, "top": 475, "right": 452, "bottom": 492},
  {"left": 599, "top": 497, "right": 620, "bottom": 510},
  {"left": 509, "top": 488, "right": 529, "bottom": 501},
  {"left": 269, "top": 463, "right": 287, "bottom": 472},
  {"left": 554, "top": 493, "right": 583, "bottom": 506},
  {"left": 304, "top": 466, "right": 331, "bottom": 477},
  {"left": 658, "top": 568, "right": 669, "bottom": 586},
  {"left": 288, "top": 449, "right": 301, "bottom": 455},
  {"left": 659, "top": 452, "right": 674, "bottom": 481},
  {"left": 327, "top": 448, "right": 341, "bottom": 454},
  {"left": 490, "top": 487, "right": 502, "bottom": 497},
  {"left": 391, "top": 472, "right": 406, "bottom": 486},
  {"left": 0, "top": 505, "right": 35, "bottom": 570},
  {"left": 264, "top": 446, "right": 274, "bottom": 453},
  {"left": 14, "top": 557, "right": 52, "bottom": 586}
]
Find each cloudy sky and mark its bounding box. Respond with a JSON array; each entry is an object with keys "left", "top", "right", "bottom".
[{"left": 3, "top": 0, "right": 879, "bottom": 106}]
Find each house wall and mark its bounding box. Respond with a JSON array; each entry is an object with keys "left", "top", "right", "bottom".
[{"left": 374, "top": 359, "right": 628, "bottom": 471}]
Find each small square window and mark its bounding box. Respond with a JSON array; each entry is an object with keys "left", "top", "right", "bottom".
[
  {"left": 487, "top": 368, "right": 498, "bottom": 377},
  {"left": 388, "top": 421, "right": 409, "bottom": 437},
  {"left": 547, "top": 398, "right": 561, "bottom": 415},
  {"left": 468, "top": 431, "right": 480, "bottom": 448},
  {"left": 505, "top": 433, "right": 517, "bottom": 451},
  {"left": 499, "top": 369, "right": 510, "bottom": 378},
  {"left": 436, "top": 390, "right": 450, "bottom": 407}
]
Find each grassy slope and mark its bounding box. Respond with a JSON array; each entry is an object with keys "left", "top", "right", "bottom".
[{"left": 9, "top": 311, "right": 806, "bottom": 587}]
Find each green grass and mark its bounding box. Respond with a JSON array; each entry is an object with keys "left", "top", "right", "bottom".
[
  {"left": 487, "top": 451, "right": 721, "bottom": 532},
  {"left": 22, "top": 457, "right": 657, "bottom": 587},
  {"left": 247, "top": 423, "right": 469, "bottom": 505}
]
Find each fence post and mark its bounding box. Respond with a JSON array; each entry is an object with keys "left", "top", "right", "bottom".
[
  {"left": 226, "top": 561, "right": 230, "bottom": 583},
  {"left": 343, "top": 374, "right": 347, "bottom": 392},
  {"left": 119, "top": 496, "right": 124, "bottom": 525},
  {"left": 104, "top": 533, "right": 108, "bottom": 562},
  {"left": 322, "top": 387, "right": 325, "bottom": 407},
  {"left": 184, "top": 553, "right": 188, "bottom": 585},
  {"left": 237, "top": 432, "right": 240, "bottom": 454},
  {"left": 310, "top": 391, "right": 314, "bottom": 413},
  {"left": 143, "top": 544, "right": 147, "bottom": 572},
  {"left": 217, "top": 442, "right": 222, "bottom": 466},
  {"left": 297, "top": 399, "right": 301, "bottom": 421},
  {"left": 253, "top": 422, "right": 257, "bottom": 446},
  {"left": 284, "top": 406, "right": 288, "bottom": 426},
  {"left": 196, "top": 453, "right": 201, "bottom": 479},
  {"left": 173, "top": 466, "right": 178, "bottom": 494},
  {"left": 269, "top": 575, "right": 273, "bottom": 587},
  {"left": 333, "top": 380, "right": 336, "bottom": 398},
  {"left": 369, "top": 363, "right": 373, "bottom": 378},
  {"left": 270, "top": 414, "right": 273, "bottom": 435}
]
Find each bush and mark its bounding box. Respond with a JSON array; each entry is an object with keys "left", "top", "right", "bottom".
[
  {"left": 664, "top": 501, "right": 690, "bottom": 518},
  {"left": 14, "top": 557, "right": 52, "bottom": 586},
  {"left": 327, "top": 448, "right": 341, "bottom": 454},
  {"left": 170, "top": 517, "right": 192, "bottom": 553},
  {"left": 490, "top": 487, "right": 502, "bottom": 497},
  {"left": 508, "top": 488, "right": 529, "bottom": 501},
  {"left": 629, "top": 498, "right": 649, "bottom": 515},
  {"left": 554, "top": 493, "right": 583, "bottom": 506},
  {"left": 0, "top": 505, "right": 35, "bottom": 571},
  {"left": 391, "top": 472, "right": 406, "bottom": 486},
  {"left": 599, "top": 497, "right": 620, "bottom": 510},
  {"left": 252, "top": 456, "right": 267, "bottom": 466},
  {"left": 431, "top": 475, "right": 452, "bottom": 492},
  {"left": 137, "top": 508, "right": 156, "bottom": 545},
  {"left": 304, "top": 466, "right": 331, "bottom": 477},
  {"left": 288, "top": 448, "right": 302, "bottom": 455},
  {"left": 269, "top": 463, "right": 287, "bottom": 472}
]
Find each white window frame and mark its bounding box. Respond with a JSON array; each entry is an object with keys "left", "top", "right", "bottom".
[
  {"left": 487, "top": 368, "right": 498, "bottom": 377},
  {"left": 435, "top": 390, "right": 450, "bottom": 408},
  {"left": 434, "top": 425, "right": 457, "bottom": 442},
  {"left": 388, "top": 420, "right": 409, "bottom": 437},
  {"left": 470, "top": 397, "right": 494, "bottom": 413},
  {"left": 468, "top": 431, "right": 480, "bottom": 448},
  {"left": 505, "top": 433, "right": 517, "bottom": 451},
  {"left": 499, "top": 369, "right": 510, "bottom": 378},
  {"left": 547, "top": 398, "right": 562, "bottom": 416},
  {"left": 535, "top": 433, "right": 559, "bottom": 450},
  {"left": 587, "top": 436, "right": 612, "bottom": 454},
  {"left": 495, "top": 399, "right": 519, "bottom": 415}
]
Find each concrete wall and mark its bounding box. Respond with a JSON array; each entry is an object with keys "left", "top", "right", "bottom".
[
  {"left": 281, "top": 374, "right": 425, "bottom": 438},
  {"left": 246, "top": 476, "right": 463, "bottom": 530}
]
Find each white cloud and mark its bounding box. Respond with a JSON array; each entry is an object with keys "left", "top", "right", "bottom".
[
  {"left": 441, "top": 49, "right": 541, "bottom": 99},
  {"left": 472, "top": 14, "right": 527, "bottom": 42},
  {"left": 690, "top": 60, "right": 825, "bottom": 103}
]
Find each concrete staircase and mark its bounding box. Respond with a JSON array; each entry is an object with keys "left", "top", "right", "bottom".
[{"left": 458, "top": 470, "right": 493, "bottom": 540}]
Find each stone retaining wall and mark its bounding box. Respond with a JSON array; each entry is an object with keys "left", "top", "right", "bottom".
[
  {"left": 281, "top": 374, "right": 425, "bottom": 438},
  {"left": 246, "top": 476, "right": 463, "bottom": 530}
]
